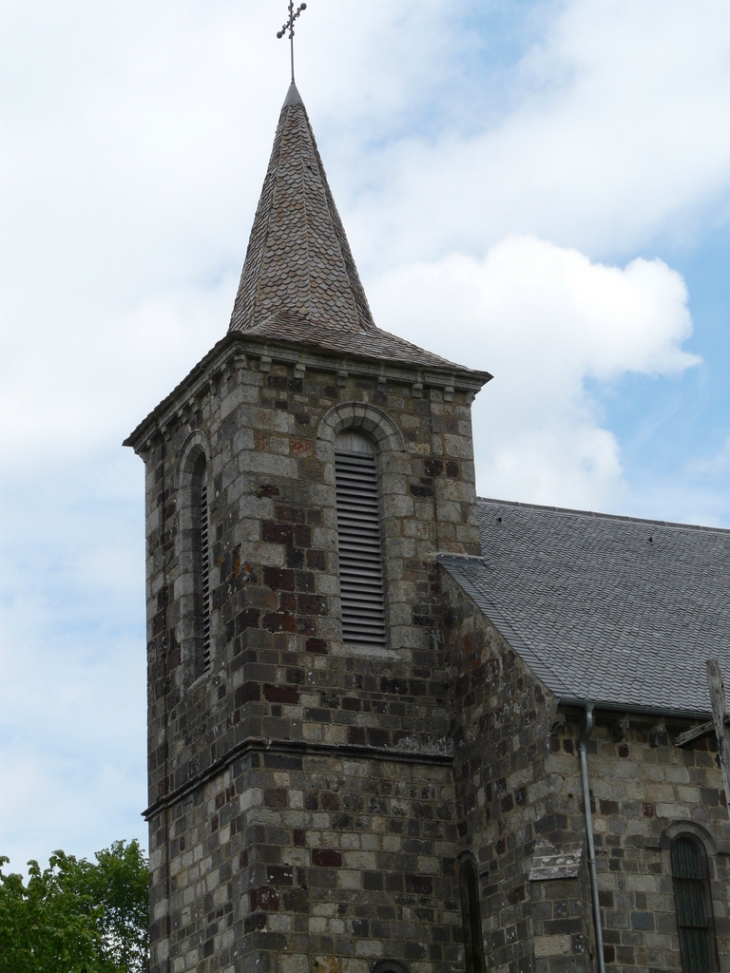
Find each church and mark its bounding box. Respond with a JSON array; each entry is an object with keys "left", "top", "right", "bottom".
[{"left": 125, "top": 79, "right": 730, "bottom": 973}]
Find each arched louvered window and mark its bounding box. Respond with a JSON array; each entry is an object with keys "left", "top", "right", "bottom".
[
  {"left": 671, "top": 836, "right": 718, "bottom": 972},
  {"left": 459, "top": 859, "right": 485, "bottom": 973},
  {"left": 335, "top": 431, "right": 386, "bottom": 648},
  {"left": 192, "top": 455, "right": 212, "bottom": 675}
]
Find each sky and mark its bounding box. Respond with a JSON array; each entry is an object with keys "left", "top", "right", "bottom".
[{"left": 3, "top": 0, "right": 730, "bottom": 872}]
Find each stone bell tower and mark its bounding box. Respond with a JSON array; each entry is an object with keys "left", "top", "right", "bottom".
[{"left": 125, "top": 81, "right": 491, "bottom": 973}]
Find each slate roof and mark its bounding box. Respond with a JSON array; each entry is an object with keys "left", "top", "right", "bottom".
[
  {"left": 440, "top": 498, "right": 730, "bottom": 718},
  {"left": 243, "top": 310, "right": 475, "bottom": 372},
  {"left": 228, "top": 84, "right": 482, "bottom": 377}
]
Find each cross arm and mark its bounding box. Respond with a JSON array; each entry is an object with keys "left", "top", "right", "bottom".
[{"left": 674, "top": 715, "right": 730, "bottom": 748}]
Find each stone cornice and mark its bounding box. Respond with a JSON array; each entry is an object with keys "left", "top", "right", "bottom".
[
  {"left": 142, "top": 735, "right": 455, "bottom": 821},
  {"left": 123, "top": 331, "right": 491, "bottom": 456}
]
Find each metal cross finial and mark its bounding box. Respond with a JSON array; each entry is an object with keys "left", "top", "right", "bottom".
[{"left": 277, "top": 1, "right": 308, "bottom": 84}]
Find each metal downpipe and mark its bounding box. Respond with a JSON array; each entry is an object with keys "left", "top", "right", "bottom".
[{"left": 579, "top": 703, "right": 606, "bottom": 973}]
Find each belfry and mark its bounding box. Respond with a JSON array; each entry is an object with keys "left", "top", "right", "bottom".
[
  {"left": 125, "top": 79, "right": 491, "bottom": 973},
  {"left": 126, "top": 54, "right": 730, "bottom": 973}
]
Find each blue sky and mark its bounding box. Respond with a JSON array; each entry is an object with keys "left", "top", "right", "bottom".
[
  {"left": 3, "top": 0, "right": 730, "bottom": 871},
  {"left": 609, "top": 224, "right": 730, "bottom": 510}
]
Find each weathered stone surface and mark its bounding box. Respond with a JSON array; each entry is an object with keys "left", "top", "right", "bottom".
[
  {"left": 442, "top": 568, "right": 730, "bottom": 972},
  {"left": 137, "top": 347, "right": 482, "bottom": 973},
  {"left": 528, "top": 839, "right": 583, "bottom": 881}
]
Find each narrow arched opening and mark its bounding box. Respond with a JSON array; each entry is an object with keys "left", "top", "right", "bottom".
[
  {"left": 671, "top": 834, "right": 719, "bottom": 972},
  {"left": 459, "top": 858, "right": 485, "bottom": 973},
  {"left": 335, "top": 430, "right": 386, "bottom": 649}
]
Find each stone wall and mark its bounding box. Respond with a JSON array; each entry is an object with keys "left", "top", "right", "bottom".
[
  {"left": 551, "top": 713, "right": 730, "bottom": 973},
  {"left": 135, "top": 336, "right": 484, "bottom": 973},
  {"left": 442, "top": 570, "right": 596, "bottom": 973},
  {"left": 149, "top": 750, "right": 459, "bottom": 973},
  {"left": 442, "top": 569, "right": 730, "bottom": 973}
]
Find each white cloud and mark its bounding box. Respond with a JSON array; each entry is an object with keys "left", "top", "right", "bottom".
[
  {"left": 0, "top": 279, "right": 237, "bottom": 471},
  {"left": 352, "top": 0, "right": 730, "bottom": 267},
  {"left": 371, "top": 236, "right": 698, "bottom": 509}
]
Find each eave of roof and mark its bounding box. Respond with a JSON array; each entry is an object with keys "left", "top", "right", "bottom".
[{"left": 439, "top": 497, "right": 730, "bottom": 719}]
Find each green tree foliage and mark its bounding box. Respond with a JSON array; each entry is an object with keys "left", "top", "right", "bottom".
[{"left": 0, "top": 840, "right": 149, "bottom": 973}]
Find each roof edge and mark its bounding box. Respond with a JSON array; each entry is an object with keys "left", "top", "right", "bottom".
[
  {"left": 438, "top": 554, "right": 573, "bottom": 698},
  {"left": 440, "top": 554, "right": 717, "bottom": 720},
  {"left": 124, "top": 333, "right": 490, "bottom": 453},
  {"left": 477, "top": 496, "right": 730, "bottom": 536},
  {"left": 556, "top": 697, "right": 710, "bottom": 722}
]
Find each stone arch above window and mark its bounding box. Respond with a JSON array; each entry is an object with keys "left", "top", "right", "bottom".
[
  {"left": 317, "top": 402, "right": 406, "bottom": 455},
  {"left": 661, "top": 821, "right": 718, "bottom": 858},
  {"left": 175, "top": 430, "right": 211, "bottom": 490},
  {"left": 371, "top": 961, "right": 408, "bottom": 973}
]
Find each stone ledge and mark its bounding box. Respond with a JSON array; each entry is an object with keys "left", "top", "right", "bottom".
[{"left": 143, "top": 735, "right": 454, "bottom": 820}]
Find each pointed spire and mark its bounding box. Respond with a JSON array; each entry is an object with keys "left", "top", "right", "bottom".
[
  {"left": 229, "top": 87, "right": 376, "bottom": 336},
  {"left": 282, "top": 80, "right": 304, "bottom": 108}
]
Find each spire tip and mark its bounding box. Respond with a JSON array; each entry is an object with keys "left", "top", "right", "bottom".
[{"left": 282, "top": 81, "right": 304, "bottom": 108}]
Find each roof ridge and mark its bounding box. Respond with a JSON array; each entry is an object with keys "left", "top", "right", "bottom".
[{"left": 477, "top": 496, "right": 730, "bottom": 535}]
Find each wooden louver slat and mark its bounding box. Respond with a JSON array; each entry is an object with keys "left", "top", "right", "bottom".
[
  {"left": 335, "top": 449, "right": 387, "bottom": 648},
  {"left": 200, "top": 477, "right": 212, "bottom": 671}
]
